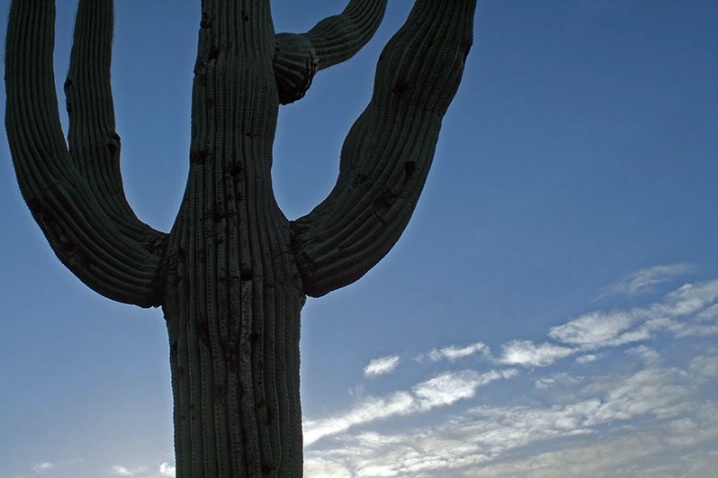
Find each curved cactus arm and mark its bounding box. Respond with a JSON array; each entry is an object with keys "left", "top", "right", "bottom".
[
  {"left": 291, "top": 0, "right": 476, "bottom": 297},
  {"left": 305, "top": 0, "right": 388, "bottom": 70},
  {"left": 65, "top": 0, "right": 164, "bottom": 246},
  {"left": 273, "top": 0, "right": 387, "bottom": 104},
  {"left": 5, "top": 0, "right": 167, "bottom": 307}
]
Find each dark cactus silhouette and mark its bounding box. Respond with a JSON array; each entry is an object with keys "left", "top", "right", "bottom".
[{"left": 5, "top": 0, "right": 476, "bottom": 476}]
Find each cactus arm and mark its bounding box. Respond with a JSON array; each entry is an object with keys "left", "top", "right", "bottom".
[
  {"left": 65, "top": 0, "right": 165, "bottom": 247},
  {"left": 305, "top": 0, "right": 388, "bottom": 70},
  {"left": 273, "top": 0, "right": 387, "bottom": 104},
  {"left": 291, "top": 0, "right": 476, "bottom": 297},
  {"left": 5, "top": 0, "right": 167, "bottom": 307}
]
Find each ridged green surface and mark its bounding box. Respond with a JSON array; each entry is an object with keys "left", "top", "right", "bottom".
[
  {"left": 165, "top": 2, "right": 303, "bottom": 474},
  {"left": 5, "top": 0, "right": 476, "bottom": 476},
  {"left": 5, "top": 0, "right": 166, "bottom": 307},
  {"left": 274, "top": 0, "right": 387, "bottom": 104},
  {"left": 292, "top": 0, "right": 476, "bottom": 297}
]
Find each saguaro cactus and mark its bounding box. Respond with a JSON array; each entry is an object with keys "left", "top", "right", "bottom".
[{"left": 5, "top": 0, "right": 476, "bottom": 476}]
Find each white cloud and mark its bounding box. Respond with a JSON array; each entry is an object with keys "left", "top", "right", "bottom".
[
  {"left": 576, "top": 353, "right": 600, "bottom": 363},
  {"left": 549, "top": 279, "right": 718, "bottom": 352},
  {"left": 303, "top": 391, "right": 416, "bottom": 446},
  {"left": 305, "top": 357, "right": 718, "bottom": 477},
  {"left": 496, "top": 340, "right": 574, "bottom": 367},
  {"left": 599, "top": 263, "right": 694, "bottom": 298},
  {"left": 30, "top": 459, "right": 83, "bottom": 475},
  {"left": 696, "top": 302, "right": 718, "bottom": 321},
  {"left": 626, "top": 345, "right": 660, "bottom": 363},
  {"left": 159, "top": 462, "right": 176, "bottom": 477},
  {"left": 303, "top": 369, "right": 516, "bottom": 446},
  {"left": 446, "top": 414, "right": 718, "bottom": 478},
  {"left": 110, "top": 465, "right": 146, "bottom": 476},
  {"left": 303, "top": 268, "right": 718, "bottom": 477},
  {"left": 413, "top": 370, "right": 512, "bottom": 410},
  {"left": 535, "top": 372, "right": 583, "bottom": 390},
  {"left": 689, "top": 352, "right": 718, "bottom": 379},
  {"left": 111, "top": 466, "right": 134, "bottom": 476},
  {"left": 363, "top": 355, "right": 401, "bottom": 377},
  {"left": 32, "top": 462, "right": 55, "bottom": 473},
  {"left": 582, "top": 367, "right": 694, "bottom": 424},
  {"left": 303, "top": 457, "right": 353, "bottom": 478},
  {"left": 549, "top": 311, "right": 634, "bottom": 348},
  {"left": 652, "top": 280, "right": 718, "bottom": 318},
  {"left": 425, "top": 342, "right": 488, "bottom": 362}
]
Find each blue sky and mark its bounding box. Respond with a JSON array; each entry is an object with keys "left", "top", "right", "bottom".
[{"left": 1, "top": 1, "right": 717, "bottom": 477}]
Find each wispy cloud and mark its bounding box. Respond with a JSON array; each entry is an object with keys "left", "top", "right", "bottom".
[
  {"left": 304, "top": 266, "right": 718, "bottom": 477},
  {"left": 412, "top": 369, "right": 516, "bottom": 411},
  {"left": 363, "top": 355, "right": 401, "bottom": 377},
  {"left": 424, "top": 342, "right": 488, "bottom": 362},
  {"left": 159, "top": 462, "right": 176, "bottom": 477},
  {"left": 598, "top": 263, "right": 695, "bottom": 299},
  {"left": 689, "top": 350, "right": 718, "bottom": 380},
  {"left": 32, "top": 462, "right": 55, "bottom": 473},
  {"left": 626, "top": 344, "right": 661, "bottom": 363},
  {"left": 111, "top": 466, "right": 134, "bottom": 476},
  {"left": 100, "top": 461, "right": 175, "bottom": 478},
  {"left": 111, "top": 465, "right": 147, "bottom": 476},
  {"left": 549, "top": 310, "right": 636, "bottom": 348},
  {"left": 495, "top": 340, "right": 574, "bottom": 367},
  {"left": 304, "top": 391, "right": 415, "bottom": 446},
  {"left": 30, "top": 460, "right": 84, "bottom": 476},
  {"left": 304, "top": 369, "right": 517, "bottom": 446},
  {"left": 305, "top": 356, "right": 718, "bottom": 477},
  {"left": 549, "top": 279, "right": 718, "bottom": 352},
  {"left": 534, "top": 372, "right": 583, "bottom": 390}
]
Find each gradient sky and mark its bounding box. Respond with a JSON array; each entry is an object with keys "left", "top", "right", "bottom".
[{"left": 2, "top": 1, "right": 718, "bottom": 477}]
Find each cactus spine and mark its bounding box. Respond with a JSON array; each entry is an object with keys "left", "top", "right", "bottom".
[{"left": 5, "top": 0, "right": 476, "bottom": 476}]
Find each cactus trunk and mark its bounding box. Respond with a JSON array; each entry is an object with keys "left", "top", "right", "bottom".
[
  {"left": 164, "top": 210, "right": 303, "bottom": 477},
  {"left": 162, "top": 2, "right": 305, "bottom": 475}
]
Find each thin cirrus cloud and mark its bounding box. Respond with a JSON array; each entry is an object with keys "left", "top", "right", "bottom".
[
  {"left": 304, "top": 265, "right": 718, "bottom": 476},
  {"left": 494, "top": 340, "right": 575, "bottom": 367},
  {"left": 108, "top": 463, "right": 175, "bottom": 477},
  {"left": 305, "top": 356, "right": 718, "bottom": 477},
  {"left": 159, "top": 462, "right": 176, "bottom": 477},
  {"left": 111, "top": 465, "right": 146, "bottom": 476},
  {"left": 363, "top": 355, "right": 401, "bottom": 377},
  {"left": 303, "top": 368, "right": 518, "bottom": 446},
  {"left": 424, "top": 342, "right": 488, "bottom": 362},
  {"left": 304, "top": 361, "right": 718, "bottom": 478},
  {"left": 550, "top": 279, "right": 718, "bottom": 351},
  {"left": 597, "top": 263, "right": 695, "bottom": 299},
  {"left": 32, "top": 462, "right": 55, "bottom": 473},
  {"left": 548, "top": 311, "right": 637, "bottom": 349},
  {"left": 421, "top": 277, "right": 718, "bottom": 370}
]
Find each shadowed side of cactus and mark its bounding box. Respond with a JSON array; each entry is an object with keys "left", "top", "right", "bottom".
[{"left": 5, "top": 0, "right": 476, "bottom": 476}]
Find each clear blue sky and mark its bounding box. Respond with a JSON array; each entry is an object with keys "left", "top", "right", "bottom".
[{"left": 2, "top": 1, "right": 717, "bottom": 477}]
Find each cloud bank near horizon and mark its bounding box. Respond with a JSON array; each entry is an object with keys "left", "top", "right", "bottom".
[{"left": 304, "top": 264, "right": 718, "bottom": 477}]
